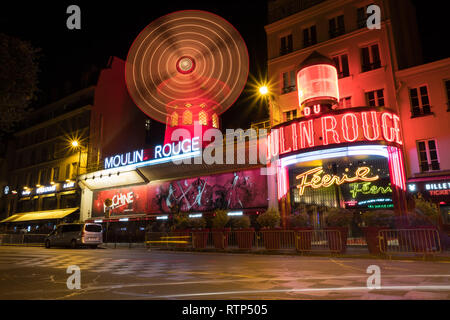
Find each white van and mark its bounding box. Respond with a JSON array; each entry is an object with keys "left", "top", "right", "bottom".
[{"left": 45, "top": 223, "right": 103, "bottom": 249}]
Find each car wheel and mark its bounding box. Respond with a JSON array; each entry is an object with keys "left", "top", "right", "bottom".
[
  {"left": 45, "top": 240, "right": 51, "bottom": 249},
  {"left": 70, "top": 239, "right": 77, "bottom": 249}
]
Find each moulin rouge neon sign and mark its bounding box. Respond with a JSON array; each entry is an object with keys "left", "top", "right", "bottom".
[
  {"left": 296, "top": 166, "right": 379, "bottom": 196},
  {"left": 269, "top": 108, "right": 403, "bottom": 158}
]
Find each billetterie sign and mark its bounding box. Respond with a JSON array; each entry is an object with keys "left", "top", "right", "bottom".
[
  {"left": 269, "top": 107, "right": 403, "bottom": 158},
  {"left": 104, "top": 137, "right": 201, "bottom": 169}
]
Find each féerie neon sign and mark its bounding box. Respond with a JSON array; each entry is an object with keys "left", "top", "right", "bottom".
[
  {"left": 296, "top": 166, "right": 379, "bottom": 196},
  {"left": 349, "top": 182, "right": 392, "bottom": 198}
]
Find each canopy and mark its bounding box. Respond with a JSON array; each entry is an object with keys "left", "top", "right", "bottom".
[{"left": 0, "top": 208, "right": 79, "bottom": 223}]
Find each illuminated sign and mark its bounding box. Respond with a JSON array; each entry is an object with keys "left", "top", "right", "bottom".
[
  {"left": 3, "top": 186, "right": 9, "bottom": 195},
  {"left": 36, "top": 185, "right": 56, "bottom": 195},
  {"left": 105, "top": 150, "right": 144, "bottom": 169},
  {"left": 154, "top": 137, "right": 200, "bottom": 159},
  {"left": 349, "top": 182, "right": 392, "bottom": 198},
  {"left": 358, "top": 198, "right": 392, "bottom": 206},
  {"left": 104, "top": 192, "right": 134, "bottom": 212},
  {"left": 21, "top": 190, "right": 31, "bottom": 196},
  {"left": 425, "top": 182, "right": 450, "bottom": 191},
  {"left": 104, "top": 137, "right": 201, "bottom": 169},
  {"left": 269, "top": 108, "right": 403, "bottom": 159},
  {"left": 63, "top": 182, "right": 76, "bottom": 189},
  {"left": 296, "top": 166, "right": 379, "bottom": 196}
]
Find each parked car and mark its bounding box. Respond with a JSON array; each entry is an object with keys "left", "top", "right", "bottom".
[{"left": 45, "top": 223, "right": 103, "bottom": 249}]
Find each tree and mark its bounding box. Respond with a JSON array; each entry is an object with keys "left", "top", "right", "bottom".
[{"left": 0, "top": 33, "right": 40, "bottom": 136}]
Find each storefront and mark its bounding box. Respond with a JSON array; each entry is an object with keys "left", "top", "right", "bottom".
[
  {"left": 407, "top": 176, "right": 450, "bottom": 224},
  {"left": 79, "top": 141, "right": 269, "bottom": 240},
  {"left": 269, "top": 105, "right": 406, "bottom": 228}
]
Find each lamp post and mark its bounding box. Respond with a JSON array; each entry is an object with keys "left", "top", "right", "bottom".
[{"left": 70, "top": 140, "right": 83, "bottom": 180}]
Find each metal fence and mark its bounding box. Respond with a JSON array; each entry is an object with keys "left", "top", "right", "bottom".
[
  {"left": 0, "top": 234, "right": 47, "bottom": 245},
  {"left": 145, "top": 230, "right": 344, "bottom": 254},
  {"left": 379, "top": 229, "right": 442, "bottom": 256}
]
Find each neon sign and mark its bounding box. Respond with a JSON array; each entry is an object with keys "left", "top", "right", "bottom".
[
  {"left": 296, "top": 166, "right": 379, "bottom": 196},
  {"left": 104, "top": 137, "right": 201, "bottom": 169},
  {"left": 36, "top": 185, "right": 56, "bottom": 195},
  {"left": 270, "top": 108, "right": 403, "bottom": 159},
  {"left": 349, "top": 182, "right": 392, "bottom": 198},
  {"left": 105, "top": 150, "right": 144, "bottom": 169}
]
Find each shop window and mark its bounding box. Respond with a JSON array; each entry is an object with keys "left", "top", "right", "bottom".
[
  {"left": 303, "top": 25, "right": 317, "bottom": 48},
  {"left": 332, "top": 54, "right": 350, "bottom": 79},
  {"left": 282, "top": 70, "right": 296, "bottom": 94},
  {"left": 61, "top": 194, "right": 78, "bottom": 208},
  {"left": 280, "top": 34, "right": 293, "bottom": 56},
  {"left": 329, "top": 15, "right": 345, "bottom": 38},
  {"left": 361, "top": 44, "right": 381, "bottom": 72},
  {"left": 417, "top": 139, "right": 440, "bottom": 172},
  {"left": 42, "top": 196, "right": 57, "bottom": 210},
  {"left": 212, "top": 113, "right": 219, "bottom": 128},
  {"left": 198, "top": 111, "right": 208, "bottom": 125},
  {"left": 366, "top": 89, "right": 384, "bottom": 107},
  {"left": 170, "top": 112, "right": 178, "bottom": 127},
  {"left": 410, "top": 86, "right": 431, "bottom": 117}
]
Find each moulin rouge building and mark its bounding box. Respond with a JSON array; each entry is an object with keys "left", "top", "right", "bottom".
[{"left": 73, "top": 9, "right": 408, "bottom": 236}]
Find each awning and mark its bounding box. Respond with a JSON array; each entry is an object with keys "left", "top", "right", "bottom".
[
  {"left": 407, "top": 175, "right": 450, "bottom": 183},
  {"left": 0, "top": 207, "right": 79, "bottom": 223}
]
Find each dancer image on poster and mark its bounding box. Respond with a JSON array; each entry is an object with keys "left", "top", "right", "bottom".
[
  {"left": 227, "top": 172, "right": 244, "bottom": 208},
  {"left": 191, "top": 178, "right": 208, "bottom": 210}
]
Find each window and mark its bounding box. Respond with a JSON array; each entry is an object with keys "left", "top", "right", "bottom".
[
  {"left": 145, "top": 118, "right": 151, "bottom": 145},
  {"left": 361, "top": 44, "right": 381, "bottom": 72},
  {"left": 284, "top": 110, "right": 297, "bottom": 122},
  {"left": 170, "top": 112, "right": 178, "bottom": 127},
  {"left": 51, "top": 167, "right": 59, "bottom": 182},
  {"left": 280, "top": 34, "right": 293, "bottom": 56},
  {"left": 417, "top": 140, "right": 440, "bottom": 172},
  {"left": 357, "top": 4, "right": 374, "bottom": 29},
  {"left": 409, "top": 86, "right": 431, "bottom": 117},
  {"left": 332, "top": 54, "right": 350, "bottom": 78},
  {"left": 339, "top": 97, "right": 352, "bottom": 109},
  {"left": 198, "top": 111, "right": 207, "bottom": 126},
  {"left": 60, "top": 194, "right": 78, "bottom": 208},
  {"left": 212, "top": 113, "right": 219, "bottom": 128},
  {"left": 65, "top": 163, "right": 71, "bottom": 180},
  {"left": 182, "top": 110, "right": 192, "bottom": 125},
  {"left": 303, "top": 25, "right": 317, "bottom": 48},
  {"left": 329, "top": 15, "right": 345, "bottom": 38},
  {"left": 42, "top": 196, "right": 57, "bottom": 211},
  {"left": 282, "top": 70, "right": 296, "bottom": 94},
  {"left": 366, "top": 89, "right": 385, "bottom": 107},
  {"left": 444, "top": 80, "right": 450, "bottom": 111},
  {"left": 71, "top": 162, "right": 78, "bottom": 179}
]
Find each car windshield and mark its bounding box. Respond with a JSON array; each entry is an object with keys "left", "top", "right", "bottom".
[{"left": 85, "top": 224, "right": 102, "bottom": 232}]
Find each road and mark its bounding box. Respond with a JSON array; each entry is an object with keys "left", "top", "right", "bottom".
[{"left": 0, "top": 246, "right": 449, "bottom": 300}]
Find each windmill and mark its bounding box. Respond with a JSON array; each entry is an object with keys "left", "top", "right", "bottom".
[{"left": 125, "top": 10, "right": 249, "bottom": 145}]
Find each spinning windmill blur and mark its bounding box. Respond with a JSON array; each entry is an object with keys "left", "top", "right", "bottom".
[{"left": 125, "top": 10, "right": 249, "bottom": 144}]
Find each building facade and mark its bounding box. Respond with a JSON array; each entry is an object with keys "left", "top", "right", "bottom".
[
  {"left": 396, "top": 58, "right": 450, "bottom": 224},
  {"left": 0, "top": 87, "right": 94, "bottom": 232},
  {"left": 264, "top": 0, "right": 449, "bottom": 225}
]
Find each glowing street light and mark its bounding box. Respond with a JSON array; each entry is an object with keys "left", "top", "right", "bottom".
[
  {"left": 71, "top": 140, "right": 79, "bottom": 148},
  {"left": 259, "top": 85, "right": 269, "bottom": 96}
]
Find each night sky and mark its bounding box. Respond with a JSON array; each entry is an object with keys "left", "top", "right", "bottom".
[{"left": 1, "top": 0, "right": 448, "bottom": 134}]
